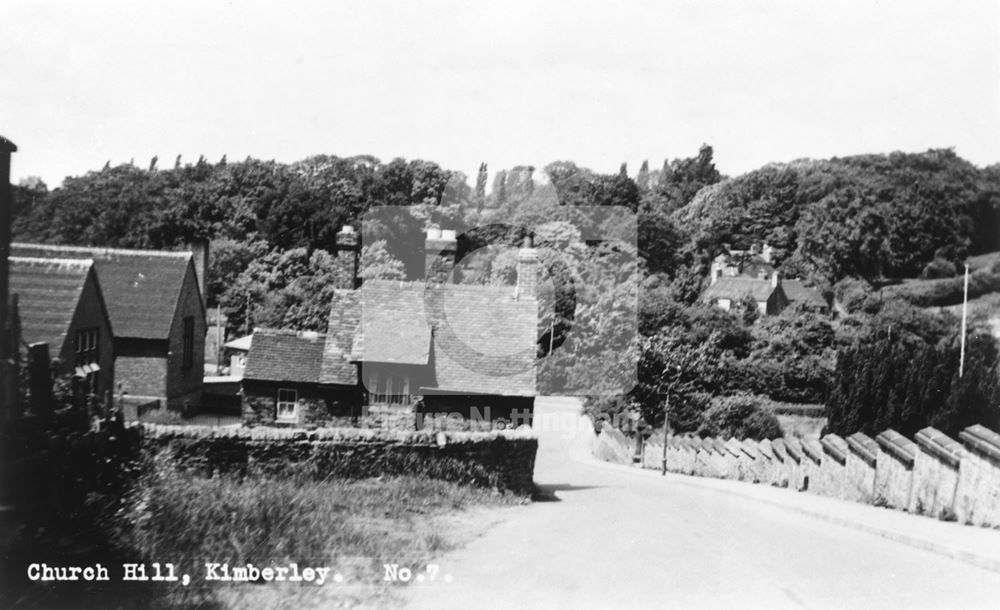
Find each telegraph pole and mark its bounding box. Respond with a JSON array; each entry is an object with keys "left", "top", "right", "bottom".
[
  {"left": 959, "top": 264, "right": 969, "bottom": 378},
  {"left": 0, "top": 135, "right": 18, "bottom": 427},
  {"left": 661, "top": 394, "right": 670, "bottom": 476}
]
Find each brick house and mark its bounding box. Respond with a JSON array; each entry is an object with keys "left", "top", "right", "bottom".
[
  {"left": 9, "top": 257, "right": 114, "bottom": 398},
  {"left": 242, "top": 227, "right": 538, "bottom": 428},
  {"left": 12, "top": 243, "right": 207, "bottom": 409}
]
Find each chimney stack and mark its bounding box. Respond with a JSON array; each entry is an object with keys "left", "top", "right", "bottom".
[
  {"left": 761, "top": 243, "right": 773, "bottom": 264},
  {"left": 771, "top": 270, "right": 781, "bottom": 289},
  {"left": 516, "top": 236, "right": 538, "bottom": 300},
  {"left": 425, "top": 228, "right": 457, "bottom": 283},
  {"left": 710, "top": 262, "right": 722, "bottom": 285},
  {"left": 335, "top": 226, "right": 360, "bottom": 289},
  {"left": 186, "top": 239, "right": 209, "bottom": 305}
]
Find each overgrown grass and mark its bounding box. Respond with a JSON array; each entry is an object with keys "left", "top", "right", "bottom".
[
  {"left": 882, "top": 261, "right": 1000, "bottom": 307},
  {"left": 102, "top": 455, "right": 527, "bottom": 608}
]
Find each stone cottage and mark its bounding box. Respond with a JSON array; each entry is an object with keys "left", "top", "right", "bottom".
[
  {"left": 702, "top": 272, "right": 789, "bottom": 315},
  {"left": 242, "top": 227, "right": 538, "bottom": 428},
  {"left": 703, "top": 244, "right": 828, "bottom": 315}
]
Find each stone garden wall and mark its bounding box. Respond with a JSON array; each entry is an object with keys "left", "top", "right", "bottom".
[{"left": 143, "top": 423, "right": 538, "bottom": 493}]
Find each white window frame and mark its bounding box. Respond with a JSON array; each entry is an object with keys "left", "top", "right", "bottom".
[{"left": 276, "top": 388, "right": 298, "bottom": 422}]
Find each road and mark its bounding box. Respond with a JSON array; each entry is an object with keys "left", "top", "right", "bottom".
[{"left": 405, "top": 397, "right": 1000, "bottom": 609}]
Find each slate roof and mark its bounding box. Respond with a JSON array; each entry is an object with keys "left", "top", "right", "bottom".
[
  {"left": 323, "top": 280, "right": 537, "bottom": 397},
  {"left": 320, "top": 290, "right": 360, "bottom": 385},
  {"left": 702, "top": 277, "right": 777, "bottom": 303},
  {"left": 9, "top": 257, "right": 105, "bottom": 351},
  {"left": 781, "top": 279, "right": 828, "bottom": 308},
  {"left": 11, "top": 243, "right": 199, "bottom": 340},
  {"left": 243, "top": 329, "right": 327, "bottom": 383}
]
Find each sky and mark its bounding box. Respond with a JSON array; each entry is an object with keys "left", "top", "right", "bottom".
[{"left": 3, "top": 0, "right": 999, "bottom": 188}]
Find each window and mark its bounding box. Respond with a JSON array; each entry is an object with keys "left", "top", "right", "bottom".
[
  {"left": 182, "top": 316, "right": 195, "bottom": 369},
  {"left": 74, "top": 327, "right": 100, "bottom": 393},
  {"left": 366, "top": 370, "right": 412, "bottom": 406},
  {"left": 277, "top": 388, "right": 298, "bottom": 421}
]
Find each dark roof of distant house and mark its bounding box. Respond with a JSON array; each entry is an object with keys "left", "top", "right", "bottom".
[
  {"left": 702, "top": 277, "right": 778, "bottom": 302},
  {"left": 11, "top": 243, "right": 200, "bottom": 340},
  {"left": 9, "top": 257, "right": 108, "bottom": 351},
  {"left": 781, "top": 279, "right": 828, "bottom": 308},
  {"left": 738, "top": 261, "right": 777, "bottom": 279},
  {"left": 324, "top": 280, "right": 537, "bottom": 397},
  {"left": 243, "top": 329, "right": 327, "bottom": 383}
]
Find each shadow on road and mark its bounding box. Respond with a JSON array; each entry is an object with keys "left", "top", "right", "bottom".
[{"left": 531, "top": 483, "right": 603, "bottom": 502}]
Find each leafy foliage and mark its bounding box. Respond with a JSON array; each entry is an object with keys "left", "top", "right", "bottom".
[{"left": 697, "top": 393, "right": 784, "bottom": 441}]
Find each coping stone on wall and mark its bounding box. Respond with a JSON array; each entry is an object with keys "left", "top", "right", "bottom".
[
  {"left": 875, "top": 429, "right": 917, "bottom": 468},
  {"left": 801, "top": 437, "right": 823, "bottom": 465},
  {"left": 770, "top": 438, "right": 788, "bottom": 463},
  {"left": 915, "top": 427, "right": 963, "bottom": 469},
  {"left": 959, "top": 425, "right": 1000, "bottom": 468},
  {"left": 724, "top": 437, "right": 743, "bottom": 458},
  {"left": 784, "top": 438, "right": 805, "bottom": 464},
  {"left": 758, "top": 439, "right": 775, "bottom": 461},
  {"left": 846, "top": 432, "right": 878, "bottom": 468},
  {"left": 741, "top": 439, "right": 761, "bottom": 460},
  {"left": 712, "top": 437, "right": 728, "bottom": 456},
  {"left": 820, "top": 434, "right": 847, "bottom": 465}
]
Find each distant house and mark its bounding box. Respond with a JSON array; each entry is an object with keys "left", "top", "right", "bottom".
[
  {"left": 9, "top": 257, "right": 114, "bottom": 398},
  {"left": 242, "top": 227, "right": 538, "bottom": 428},
  {"left": 702, "top": 273, "right": 788, "bottom": 316},
  {"left": 12, "top": 242, "right": 208, "bottom": 409},
  {"left": 704, "top": 243, "right": 828, "bottom": 316},
  {"left": 223, "top": 333, "right": 252, "bottom": 378},
  {"left": 780, "top": 279, "right": 830, "bottom": 313}
]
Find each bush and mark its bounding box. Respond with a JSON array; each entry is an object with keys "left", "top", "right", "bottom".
[
  {"left": 921, "top": 257, "right": 957, "bottom": 279},
  {"left": 834, "top": 277, "right": 874, "bottom": 313},
  {"left": 697, "top": 394, "right": 783, "bottom": 440}
]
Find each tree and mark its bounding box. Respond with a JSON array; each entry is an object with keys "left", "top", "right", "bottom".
[
  {"left": 359, "top": 240, "right": 406, "bottom": 280},
  {"left": 474, "top": 162, "right": 488, "bottom": 210}
]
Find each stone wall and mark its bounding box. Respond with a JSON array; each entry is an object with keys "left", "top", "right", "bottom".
[
  {"left": 911, "top": 427, "right": 963, "bottom": 518},
  {"left": 845, "top": 432, "right": 877, "bottom": 504},
  {"left": 594, "top": 425, "right": 633, "bottom": 465},
  {"left": 142, "top": 424, "right": 538, "bottom": 493},
  {"left": 874, "top": 430, "right": 916, "bottom": 509},
  {"left": 955, "top": 425, "right": 1000, "bottom": 526},
  {"left": 602, "top": 423, "right": 1000, "bottom": 529}
]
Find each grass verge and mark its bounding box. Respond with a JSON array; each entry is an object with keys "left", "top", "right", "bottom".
[{"left": 7, "top": 455, "right": 528, "bottom": 609}]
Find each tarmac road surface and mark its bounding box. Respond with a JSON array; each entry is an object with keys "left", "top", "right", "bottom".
[{"left": 405, "top": 396, "right": 1000, "bottom": 609}]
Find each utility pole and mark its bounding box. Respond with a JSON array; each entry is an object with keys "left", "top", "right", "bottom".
[
  {"left": 661, "top": 394, "right": 670, "bottom": 476},
  {"left": 244, "top": 292, "right": 251, "bottom": 337},
  {"left": 0, "top": 135, "right": 17, "bottom": 428},
  {"left": 959, "top": 264, "right": 969, "bottom": 378}
]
